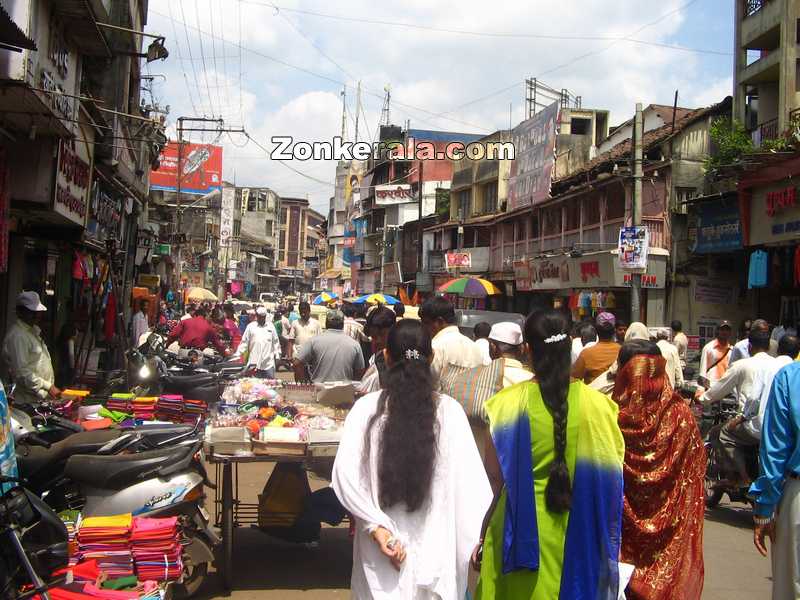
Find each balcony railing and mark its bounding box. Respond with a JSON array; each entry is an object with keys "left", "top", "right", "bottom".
[
  {"left": 744, "top": 0, "right": 771, "bottom": 17},
  {"left": 751, "top": 117, "right": 779, "bottom": 147}
]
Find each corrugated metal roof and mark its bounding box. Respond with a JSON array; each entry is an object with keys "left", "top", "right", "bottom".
[{"left": 0, "top": 4, "right": 35, "bottom": 51}]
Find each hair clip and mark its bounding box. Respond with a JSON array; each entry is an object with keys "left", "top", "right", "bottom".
[
  {"left": 404, "top": 348, "right": 422, "bottom": 361},
  {"left": 543, "top": 333, "right": 568, "bottom": 344}
]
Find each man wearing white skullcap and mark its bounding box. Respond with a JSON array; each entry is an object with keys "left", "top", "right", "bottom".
[
  {"left": 488, "top": 322, "right": 533, "bottom": 388},
  {"left": 233, "top": 306, "right": 281, "bottom": 378}
]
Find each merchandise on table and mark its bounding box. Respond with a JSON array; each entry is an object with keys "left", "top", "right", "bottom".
[
  {"left": 76, "top": 514, "right": 134, "bottom": 578},
  {"left": 132, "top": 397, "right": 157, "bottom": 421},
  {"left": 107, "top": 393, "right": 134, "bottom": 413}
]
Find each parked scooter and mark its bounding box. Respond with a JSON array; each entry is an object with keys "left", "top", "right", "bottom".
[
  {"left": 17, "top": 425, "right": 217, "bottom": 597},
  {"left": 0, "top": 478, "right": 69, "bottom": 600}
]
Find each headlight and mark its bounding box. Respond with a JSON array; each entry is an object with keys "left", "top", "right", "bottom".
[{"left": 138, "top": 364, "right": 152, "bottom": 380}]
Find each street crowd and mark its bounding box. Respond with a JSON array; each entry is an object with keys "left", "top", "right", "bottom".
[{"left": 3, "top": 289, "right": 800, "bottom": 598}]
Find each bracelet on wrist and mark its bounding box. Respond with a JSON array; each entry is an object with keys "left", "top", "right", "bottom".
[{"left": 753, "top": 515, "right": 774, "bottom": 526}]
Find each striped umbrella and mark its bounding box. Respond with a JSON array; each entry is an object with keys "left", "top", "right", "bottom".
[
  {"left": 437, "top": 276, "right": 502, "bottom": 298},
  {"left": 312, "top": 291, "right": 339, "bottom": 305},
  {"left": 352, "top": 293, "right": 400, "bottom": 305}
]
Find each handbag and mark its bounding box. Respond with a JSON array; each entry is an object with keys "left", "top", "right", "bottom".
[{"left": 439, "top": 359, "right": 505, "bottom": 422}]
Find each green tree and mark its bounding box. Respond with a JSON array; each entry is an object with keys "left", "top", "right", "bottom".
[{"left": 705, "top": 117, "right": 753, "bottom": 171}]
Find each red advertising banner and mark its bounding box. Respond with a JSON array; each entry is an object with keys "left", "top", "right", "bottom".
[{"left": 150, "top": 141, "right": 223, "bottom": 195}]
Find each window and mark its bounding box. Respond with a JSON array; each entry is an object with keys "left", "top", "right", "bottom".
[
  {"left": 257, "top": 191, "right": 266, "bottom": 212},
  {"left": 265, "top": 220, "right": 274, "bottom": 237},
  {"left": 484, "top": 183, "right": 498, "bottom": 213},
  {"left": 280, "top": 208, "right": 288, "bottom": 224},
  {"left": 584, "top": 196, "right": 600, "bottom": 226},
  {"left": 606, "top": 188, "right": 625, "bottom": 220},
  {"left": 675, "top": 187, "right": 697, "bottom": 206},
  {"left": 233, "top": 220, "right": 241, "bottom": 237},
  {"left": 458, "top": 189, "right": 470, "bottom": 219},
  {"left": 247, "top": 191, "right": 257, "bottom": 212},
  {"left": 530, "top": 214, "right": 540, "bottom": 239},
  {"left": 565, "top": 200, "right": 580, "bottom": 230},
  {"left": 542, "top": 206, "right": 561, "bottom": 236},
  {"left": 279, "top": 230, "right": 286, "bottom": 249},
  {"left": 279, "top": 251, "right": 285, "bottom": 262},
  {"left": 570, "top": 117, "right": 591, "bottom": 135}
]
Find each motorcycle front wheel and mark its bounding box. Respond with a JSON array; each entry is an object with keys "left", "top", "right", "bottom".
[{"left": 173, "top": 530, "right": 211, "bottom": 598}]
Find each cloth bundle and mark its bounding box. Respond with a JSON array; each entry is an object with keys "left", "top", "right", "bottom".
[
  {"left": 132, "top": 397, "right": 157, "bottom": 421},
  {"left": 107, "top": 393, "right": 134, "bottom": 414},
  {"left": 59, "top": 510, "right": 81, "bottom": 565},
  {"left": 76, "top": 514, "right": 134, "bottom": 578},
  {"left": 130, "top": 516, "right": 182, "bottom": 582},
  {"left": 155, "top": 395, "right": 183, "bottom": 422},
  {"left": 182, "top": 399, "right": 208, "bottom": 425}
]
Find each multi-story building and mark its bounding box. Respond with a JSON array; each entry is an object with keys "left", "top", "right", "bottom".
[
  {"left": 354, "top": 126, "right": 482, "bottom": 295},
  {"left": 0, "top": 0, "right": 164, "bottom": 375},
  {"left": 277, "top": 197, "right": 324, "bottom": 293},
  {"left": 734, "top": 0, "right": 800, "bottom": 146}
]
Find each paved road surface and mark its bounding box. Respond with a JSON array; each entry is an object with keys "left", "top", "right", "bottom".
[{"left": 197, "top": 461, "right": 772, "bottom": 599}]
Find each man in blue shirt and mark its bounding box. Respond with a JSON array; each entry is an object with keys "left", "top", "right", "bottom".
[{"left": 750, "top": 361, "right": 800, "bottom": 598}]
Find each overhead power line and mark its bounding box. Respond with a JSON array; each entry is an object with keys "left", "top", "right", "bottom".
[{"left": 243, "top": 0, "right": 731, "bottom": 56}]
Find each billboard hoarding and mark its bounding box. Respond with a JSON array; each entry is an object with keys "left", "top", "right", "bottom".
[
  {"left": 375, "top": 184, "right": 414, "bottom": 205},
  {"left": 508, "top": 101, "right": 559, "bottom": 210},
  {"left": 618, "top": 226, "right": 650, "bottom": 270},
  {"left": 150, "top": 141, "right": 223, "bottom": 195}
]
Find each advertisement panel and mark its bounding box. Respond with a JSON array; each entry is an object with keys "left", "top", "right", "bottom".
[
  {"left": 750, "top": 182, "right": 800, "bottom": 246},
  {"left": 618, "top": 226, "right": 650, "bottom": 270},
  {"left": 53, "top": 138, "right": 91, "bottom": 226},
  {"left": 150, "top": 142, "right": 223, "bottom": 195},
  {"left": 693, "top": 201, "right": 742, "bottom": 254},
  {"left": 220, "top": 186, "right": 234, "bottom": 247},
  {"left": 513, "top": 259, "right": 532, "bottom": 292},
  {"left": 446, "top": 252, "right": 472, "bottom": 269},
  {"left": 508, "top": 101, "right": 559, "bottom": 209},
  {"left": 528, "top": 250, "right": 667, "bottom": 290},
  {"left": 375, "top": 184, "right": 414, "bottom": 205}
]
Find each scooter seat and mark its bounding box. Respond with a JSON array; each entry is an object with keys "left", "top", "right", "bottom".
[
  {"left": 17, "top": 430, "right": 122, "bottom": 480},
  {"left": 162, "top": 373, "right": 218, "bottom": 391},
  {"left": 64, "top": 444, "right": 195, "bottom": 491}
]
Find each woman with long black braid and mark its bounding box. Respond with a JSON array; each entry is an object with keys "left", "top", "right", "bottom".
[
  {"left": 332, "top": 319, "right": 491, "bottom": 599},
  {"left": 474, "top": 309, "right": 626, "bottom": 599}
]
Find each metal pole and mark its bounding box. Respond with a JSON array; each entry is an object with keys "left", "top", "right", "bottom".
[
  {"left": 175, "top": 118, "right": 183, "bottom": 295},
  {"left": 631, "top": 102, "right": 643, "bottom": 323},
  {"left": 416, "top": 159, "right": 424, "bottom": 273},
  {"left": 379, "top": 222, "right": 386, "bottom": 292}
]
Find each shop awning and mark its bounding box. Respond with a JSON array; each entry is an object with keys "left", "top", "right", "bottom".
[
  {"left": 0, "top": 5, "right": 35, "bottom": 52},
  {"left": 320, "top": 269, "right": 342, "bottom": 279},
  {"left": 256, "top": 272, "right": 275, "bottom": 278},
  {"left": 249, "top": 252, "right": 270, "bottom": 260}
]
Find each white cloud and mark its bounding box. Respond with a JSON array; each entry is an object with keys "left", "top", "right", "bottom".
[{"left": 145, "top": 0, "right": 733, "bottom": 211}]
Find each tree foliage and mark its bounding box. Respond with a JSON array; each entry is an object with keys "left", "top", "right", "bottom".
[{"left": 705, "top": 117, "right": 753, "bottom": 171}]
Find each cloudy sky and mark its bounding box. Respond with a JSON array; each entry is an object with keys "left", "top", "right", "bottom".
[{"left": 144, "top": 0, "right": 734, "bottom": 215}]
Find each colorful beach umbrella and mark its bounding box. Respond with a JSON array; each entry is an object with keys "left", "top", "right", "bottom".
[
  {"left": 353, "top": 293, "right": 400, "bottom": 305},
  {"left": 312, "top": 291, "right": 339, "bottom": 305},
  {"left": 437, "top": 276, "right": 501, "bottom": 298},
  {"left": 185, "top": 287, "right": 218, "bottom": 302}
]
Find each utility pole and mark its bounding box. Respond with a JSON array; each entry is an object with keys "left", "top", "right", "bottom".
[
  {"left": 630, "top": 102, "right": 643, "bottom": 323},
  {"left": 354, "top": 81, "right": 362, "bottom": 143},
  {"left": 416, "top": 159, "right": 424, "bottom": 275},
  {"left": 340, "top": 87, "right": 347, "bottom": 140}
]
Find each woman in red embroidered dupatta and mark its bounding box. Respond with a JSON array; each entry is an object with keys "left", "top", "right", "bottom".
[{"left": 613, "top": 340, "right": 706, "bottom": 600}]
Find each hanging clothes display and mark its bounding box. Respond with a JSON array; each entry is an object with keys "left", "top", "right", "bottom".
[{"left": 748, "top": 249, "right": 769, "bottom": 289}]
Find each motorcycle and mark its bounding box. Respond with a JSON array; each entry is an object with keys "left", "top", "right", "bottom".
[
  {"left": 703, "top": 397, "right": 758, "bottom": 508},
  {"left": 0, "top": 478, "right": 69, "bottom": 600}
]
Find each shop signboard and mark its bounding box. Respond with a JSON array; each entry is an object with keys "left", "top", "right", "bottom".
[
  {"left": 530, "top": 256, "right": 571, "bottom": 290},
  {"left": 374, "top": 184, "right": 414, "bottom": 206},
  {"left": 694, "top": 282, "right": 734, "bottom": 305},
  {"left": 508, "top": 101, "right": 559, "bottom": 209},
  {"left": 53, "top": 139, "right": 91, "bottom": 227},
  {"left": 181, "top": 271, "right": 205, "bottom": 288},
  {"left": 529, "top": 250, "right": 667, "bottom": 290},
  {"left": 513, "top": 259, "right": 532, "bottom": 291},
  {"left": 693, "top": 201, "right": 742, "bottom": 253},
  {"left": 618, "top": 226, "right": 649, "bottom": 270},
  {"left": 150, "top": 142, "right": 223, "bottom": 195},
  {"left": 220, "top": 186, "right": 234, "bottom": 247},
  {"left": 750, "top": 183, "right": 800, "bottom": 245},
  {"left": 446, "top": 252, "right": 472, "bottom": 269}
]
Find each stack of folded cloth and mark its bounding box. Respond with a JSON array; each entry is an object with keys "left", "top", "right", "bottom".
[
  {"left": 131, "top": 516, "right": 183, "bottom": 582},
  {"left": 182, "top": 398, "right": 208, "bottom": 425},
  {"left": 107, "top": 392, "right": 134, "bottom": 413},
  {"left": 132, "top": 396, "right": 157, "bottom": 421},
  {"left": 58, "top": 509, "right": 81, "bottom": 565},
  {"left": 156, "top": 394, "right": 184, "bottom": 422},
  {"left": 76, "top": 514, "right": 134, "bottom": 578}
]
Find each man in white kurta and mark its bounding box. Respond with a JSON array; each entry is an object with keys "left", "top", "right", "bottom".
[
  {"left": 233, "top": 307, "right": 281, "bottom": 378},
  {"left": 332, "top": 391, "right": 492, "bottom": 599}
]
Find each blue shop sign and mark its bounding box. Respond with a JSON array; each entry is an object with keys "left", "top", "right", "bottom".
[{"left": 694, "top": 201, "right": 742, "bottom": 253}]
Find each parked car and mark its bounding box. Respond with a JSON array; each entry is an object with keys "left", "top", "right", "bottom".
[{"left": 455, "top": 309, "right": 525, "bottom": 339}]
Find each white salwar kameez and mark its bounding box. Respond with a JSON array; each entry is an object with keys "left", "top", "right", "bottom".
[{"left": 332, "top": 392, "right": 492, "bottom": 600}]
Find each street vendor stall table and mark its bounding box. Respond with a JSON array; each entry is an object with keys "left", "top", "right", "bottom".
[
  {"left": 207, "top": 442, "right": 340, "bottom": 591},
  {"left": 204, "top": 378, "right": 354, "bottom": 592}
]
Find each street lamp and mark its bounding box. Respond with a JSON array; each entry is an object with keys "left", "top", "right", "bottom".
[{"left": 96, "top": 22, "right": 169, "bottom": 63}]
